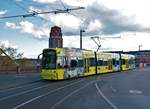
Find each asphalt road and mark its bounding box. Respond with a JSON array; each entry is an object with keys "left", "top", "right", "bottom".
[{"left": 0, "top": 68, "right": 150, "bottom": 109}]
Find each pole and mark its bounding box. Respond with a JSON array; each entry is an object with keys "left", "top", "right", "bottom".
[
  {"left": 139, "top": 45, "right": 142, "bottom": 51},
  {"left": 80, "top": 30, "right": 85, "bottom": 49},
  {"left": 80, "top": 30, "right": 82, "bottom": 49}
]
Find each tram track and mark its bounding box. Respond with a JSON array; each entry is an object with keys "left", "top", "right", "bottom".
[
  {"left": 0, "top": 82, "right": 52, "bottom": 101},
  {"left": 1, "top": 68, "right": 150, "bottom": 109},
  {"left": 49, "top": 79, "right": 96, "bottom": 109},
  {"left": 0, "top": 80, "right": 56, "bottom": 100},
  {"left": 12, "top": 76, "right": 96, "bottom": 109},
  {"left": 0, "top": 73, "right": 116, "bottom": 105},
  {"left": 0, "top": 79, "right": 42, "bottom": 93},
  {"left": 48, "top": 74, "right": 123, "bottom": 109},
  {"left": 0, "top": 78, "right": 81, "bottom": 102},
  {"left": 0, "top": 77, "right": 93, "bottom": 109},
  {"left": 48, "top": 74, "right": 121, "bottom": 109}
]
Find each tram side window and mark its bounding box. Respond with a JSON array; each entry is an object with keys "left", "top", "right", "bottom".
[
  {"left": 70, "top": 59, "right": 78, "bottom": 68},
  {"left": 42, "top": 52, "right": 56, "bottom": 69},
  {"left": 90, "top": 58, "right": 96, "bottom": 66},
  {"left": 57, "top": 56, "right": 68, "bottom": 68},
  {"left": 98, "top": 60, "right": 103, "bottom": 66},
  {"left": 132, "top": 59, "right": 135, "bottom": 64},
  {"left": 129, "top": 59, "right": 131, "bottom": 65},
  {"left": 78, "top": 60, "right": 83, "bottom": 67},
  {"left": 116, "top": 60, "right": 120, "bottom": 65},
  {"left": 113, "top": 59, "right": 116, "bottom": 65},
  {"left": 103, "top": 61, "right": 108, "bottom": 66},
  {"left": 57, "top": 57, "right": 63, "bottom": 68},
  {"left": 129, "top": 59, "right": 134, "bottom": 65}
]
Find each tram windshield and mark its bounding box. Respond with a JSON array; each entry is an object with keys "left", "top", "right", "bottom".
[{"left": 42, "top": 50, "right": 57, "bottom": 69}]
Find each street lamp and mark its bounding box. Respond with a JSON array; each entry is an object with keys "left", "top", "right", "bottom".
[{"left": 80, "top": 29, "right": 85, "bottom": 49}]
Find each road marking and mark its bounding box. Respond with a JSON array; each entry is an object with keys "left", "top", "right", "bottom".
[
  {"left": 110, "top": 86, "right": 117, "bottom": 92},
  {"left": 50, "top": 80, "right": 95, "bottom": 109},
  {"left": 129, "top": 90, "right": 143, "bottom": 94},
  {"left": 0, "top": 80, "right": 42, "bottom": 93},
  {"left": 95, "top": 83, "right": 118, "bottom": 109},
  {"left": 0, "top": 83, "right": 52, "bottom": 101},
  {"left": 12, "top": 79, "right": 85, "bottom": 109}
]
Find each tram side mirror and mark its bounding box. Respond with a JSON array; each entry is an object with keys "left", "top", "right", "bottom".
[{"left": 70, "top": 60, "right": 77, "bottom": 68}]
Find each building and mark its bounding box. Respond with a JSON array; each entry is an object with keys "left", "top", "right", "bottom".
[
  {"left": 106, "top": 50, "right": 150, "bottom": 68},
  {"left": 125, "top": 50, "right": 150, "bottom": 68},
  {"left": 49, "top": 26, "right": 63, "bottom": 48}
]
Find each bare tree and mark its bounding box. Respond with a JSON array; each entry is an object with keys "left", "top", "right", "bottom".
[{"left": 0, "top": 44, "right": 23, "bottom": 66}]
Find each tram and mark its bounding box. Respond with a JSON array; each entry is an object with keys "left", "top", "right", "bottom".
[{"left": 40, "top": 48, "right": 135, "bottom": 80}]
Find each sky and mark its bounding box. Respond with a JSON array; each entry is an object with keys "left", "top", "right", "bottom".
[{"left": 0, "top": 0, "right": 150, "bottom": 58}]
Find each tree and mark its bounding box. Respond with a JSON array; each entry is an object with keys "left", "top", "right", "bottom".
[
  {"left": 0, "top": 44, "right": 6, "bottom": 55},
  {"left": 17, "top": 58, "right": 33, "bottom": 67},
  {"left": 0, "top": 43, "right": 36, "bottom": 67},
  {"left": 0, "top": 44, "right": 23, "bottom": 59},
  {"left": 0, "top": 44, "right": 23, "bottom": 66}
]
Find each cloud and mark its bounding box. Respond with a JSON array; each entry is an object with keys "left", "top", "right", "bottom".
[
  {"left": 15, "top": 0, "right": 22, "bottom": 1},
  {"left": 65, "top": 1, "right": 150, "bottom": 35},
  {"left": 5, "top": 21, "right": 49, "bottom": 39},
  {"left": 33, "top": 0, "right": 95, "bottom": 7},
  {"left": 33, "top": 0, "right": 57, "bottom": 4},
  {"left": 5, "top": 22, "right": 20, "bottom": 29},
  {"left": 4, "top": 0, "right": 150, "bottom": 39},
  {"left": 51, "top": 14, "right": 81, "bottom": 29},
  {"left": 62, "top": 32, "right": 150, "bottom": 51},
  {"left": 26, "top": 1, "right": 150, "bottom": 37},
  {"left": 2, "top": 0, "right": 150, "bottom": 55},
  {"left": 79, "top": 3, "right": 138, "bottom": 35},
  {"left": 62, "top": 0, "right": 94, "bottom": 7},
  {"left": 28, "top": 6, "right": 41, "bottom": 13},
  {"left": 19, "top": 21, "right": 49, "bottom": 38},
  {"left": 0, "top": 40, "right": 18, "bottom": 49},
  {"left": 0, "top": 10, "right": 7, "bottom": 16},
  {"left": 63, "top": 35, "right": 114, "bottom": 51},
  {"left": 87, "top": 19, "right": 102, "bottom": 32}
]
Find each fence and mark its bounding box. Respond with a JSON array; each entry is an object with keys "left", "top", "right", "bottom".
[{"left": 0, "top": 66, "right": 41, "bottom": 74}]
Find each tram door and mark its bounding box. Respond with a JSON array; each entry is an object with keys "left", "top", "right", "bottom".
[
  {"left": 84, "top": 58, "right": 90, "bottom": 73},
  {"left": 108, "top": 59, "right": 112, "bottom": 70}
]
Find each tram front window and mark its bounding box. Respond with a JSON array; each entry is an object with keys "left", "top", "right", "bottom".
[{"left": 42, "top": 50, "right": 56, "bottom": 69}]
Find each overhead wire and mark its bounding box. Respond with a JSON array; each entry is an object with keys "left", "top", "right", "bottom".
[
  {"left": 8, "top": 0, "right": 48, "bottom": 22},
  {"left": 0, "top": 7, "right": 84, "bottom": 19},
  {"left": 58, "top": 0, "right": 85, "bottom": 22},
  {"left": 9, "top": 0, "right": 28, "bottom": 13},
  {"left": 7, "top": 1, "right": 49, "bottom": 38},
  {"left": 59, "top": 0, "right": 67, "bottom": 9}
]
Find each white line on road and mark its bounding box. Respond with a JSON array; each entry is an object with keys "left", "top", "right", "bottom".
[
  {"left": 110, "top": 86, "right": 117, "bottom": 93},
  {"left": 95, "top": 83, "right": 118, "bottom": 109},
  {"left": 129, "top": 90, "right": 143, "bottom": 94},
  {"left": 0, "top": 80, "right": 41, "bottom": 93},
  {"left": 13, "top": 79, "right": 85, "bottom": 109},
  {"left": 0, "top": 82, "right": 52, "bottom": 101},
  {"left": 50, "top": 80, "right": 95, "bottom": 109}
]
